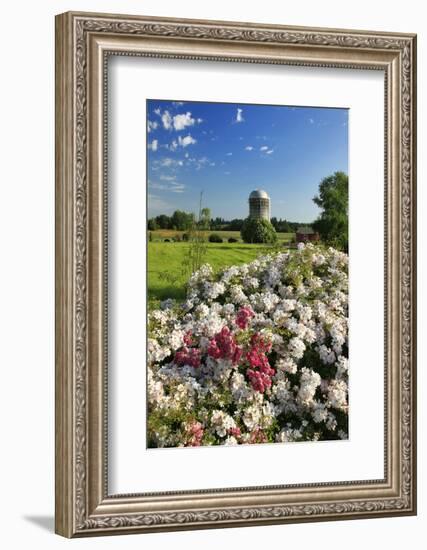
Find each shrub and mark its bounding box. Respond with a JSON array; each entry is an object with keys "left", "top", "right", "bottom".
[
  {"left": 209, "top": 234, "right": 223, "bottom": 243},
  {"left": 147, "top": 244, "right": 349, "bottom": 448},
  {"left": 182, "top": 232, "right": 190, "bottom": 242},
  {"left": 240, "top": 217, "right": 278, "bottom": 244},
  {"left": 164, "top": 238, "right": 170, "bottom": 242},
  {"left": 228, "top": 237, "right": 238, "bottom": 243}
]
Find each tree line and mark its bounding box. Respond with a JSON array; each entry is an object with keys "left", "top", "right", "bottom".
[{"left": 147, "top": 212, "right": 307, "bottom": 233}]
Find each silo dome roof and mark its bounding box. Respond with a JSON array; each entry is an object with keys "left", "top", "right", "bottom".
[{"left": 249, "top": 189, "right": 269, "bottom": 199}]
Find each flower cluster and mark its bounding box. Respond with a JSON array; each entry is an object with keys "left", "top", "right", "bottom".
[{"left": 147, "top": 243, "right": 349, "bottom": 448}]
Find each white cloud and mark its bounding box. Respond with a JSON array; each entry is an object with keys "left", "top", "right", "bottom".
[
  {"left": 147, "top": 120, "right": 158, "bottom": 133},
  {"left": 172, "top": 101, "right": 184, "bottom": 107},
  {"left": 178, "top": 134, "right": 197, "bottom": 147},
  {"left": 155, "top": 108, "right": 203, "bottom": 132},
  {"left": 309, "top": 118, "right": 314, "bottom": 124},
  {"left": 159, "top": 174, "right": 176, "bottom": 181},
  {"left": 158, "top": 157, "right": 184, "bottom": 168},
  {"left": 149, "top": 179, "right": 186, "bottom": 193},
  {"left": 161, "top": 110, "right": 173, "bottom": 130},
  {"left": 148, "top": 139, "right": 158, "bottom": 152},
  {"left": 260, "top": 145, "right": 269, "bottom": 151},
  {"left": 226, "top": 152, "right": 233, "bottom": 156},
  {"left": 184, "top": 155, "right": 213, "bottom": 170},
  {"left": 169, "top": 183, "right": 185, "bottom": 193},
  {"left": 173, "top": 111, "right": 196, "bottom": 131},
  {"left": 266, "top": 149, "right": 274, "bottom": 155},
  {"left": 235, "top": 108, "right": 244, "bottom": 123},
  {"left": 245, "top": 146, "right": 254, "bottom": 151}
]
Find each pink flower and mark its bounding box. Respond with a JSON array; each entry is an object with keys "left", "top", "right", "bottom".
[
  {"left": 174, "top": 346, "right": 201, "bottom": 368},
  {"left": 235, "top": 306, "right": 255, "bottom": 329},
  {"left": 207, "top": 326, "right": 242, "bottom": 365},
  {"left": 185, "top": 421, "right": 204, "bottom": 447},
  {"left": 228, "top": 426, "right": 241, "bottom": 438},
  {"left": 249, "top": 428, "right": 267, "bottom": 444},
  {"left": 247, "top": 369, "right": 273, "bottom": 393},
  {"left": 250, "top": 333, "right": 272, "bottom": 353},
  {"left": 245, "top": 332, "right": 274, "bottom": 393},
  {"left": 183, "top": 331, "right": 194, "bottom": 346}
]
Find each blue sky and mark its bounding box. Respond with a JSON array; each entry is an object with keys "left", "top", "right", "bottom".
[{"left": 147, "top": 100, "right": 348, "bottom": 222}]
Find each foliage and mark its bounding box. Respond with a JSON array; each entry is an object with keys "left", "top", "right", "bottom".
[
  {"left": 209, "top": 233, "right": 223, "bottom": 243},
  {"left": 149, "top": 214, "right": 308, "bottom": 234},
  {"left": 228, "top": 237, "right": 238, "bottom": 243},
  {"left": 241, "top": 217, "right": 278, "bottom": 244},
  {"left": 271, "top": 217, "right": 292, "bottom": 233},
  {"left": 312, "top": 171, "right": 348, "bottom": 252},
  {"left": 171, "top": 210, "right": 195, "bottom": 231}
]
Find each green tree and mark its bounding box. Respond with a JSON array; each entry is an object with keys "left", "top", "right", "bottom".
[
  {"left": 312, "top": 171, "right": 348, "bottom": 252},
  {"left": 147, "top": 218, "right": 158, "bottom": 230},
  {"left": 241, "top": 217, "right": 278, "bottom": 244},
  {"left": 171, "top": 210, "right": 195, "bottom": 231},
  {"left": 155, "top": 214, "right": 171, "bottom": 229}
]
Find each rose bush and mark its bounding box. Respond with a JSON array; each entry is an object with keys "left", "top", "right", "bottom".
[{"left": 147, "top": 243, "right": 348, "bottom": 448}]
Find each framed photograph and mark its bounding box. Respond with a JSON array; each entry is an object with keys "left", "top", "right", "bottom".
[{"left": 55, "top": 11, "right": 417, "bottom": 537}]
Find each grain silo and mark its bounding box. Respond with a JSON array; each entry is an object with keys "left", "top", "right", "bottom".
[{"left": 249, "top": 189, "right": 271, "bottom": 221}]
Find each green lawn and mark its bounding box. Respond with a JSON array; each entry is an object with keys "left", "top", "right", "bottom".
[{"left": 147, "top": 239, "right": 293, "bottom": 303}]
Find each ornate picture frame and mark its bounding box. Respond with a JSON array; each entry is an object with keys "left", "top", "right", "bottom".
[{"left": 55, "top": 11, "right": 417, "bottom": 537}]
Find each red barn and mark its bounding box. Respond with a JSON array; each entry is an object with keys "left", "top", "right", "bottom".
[{"left": 296, "top": 226, "right": 320, "bottom": 243}]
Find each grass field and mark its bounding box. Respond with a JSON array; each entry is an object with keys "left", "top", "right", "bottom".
[{"left": 148, "top": 233, "right": 294, "bottom": 303}]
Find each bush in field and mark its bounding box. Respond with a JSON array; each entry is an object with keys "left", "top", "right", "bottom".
[
  {"left": 241, "top": 217, "right": 278, "bottom": 244},
  {"left": 209, "top": 234, "right": 223, "bottom": 243},
  {"left": 182, "top": 233, "right": 190, "bottom": 242},
  {"left": 228, "top": 237, "right": 238, "bottom": 243}
]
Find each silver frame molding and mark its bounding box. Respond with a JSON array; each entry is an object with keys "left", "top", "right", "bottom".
[{"left": 55, "top": 11, "right": 417, "bottom": 538}]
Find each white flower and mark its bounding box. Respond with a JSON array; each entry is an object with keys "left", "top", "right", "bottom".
[
  {"left": 275, "top": 357, "right": 298, "bottom": 375},
  {"left": 168, "top": 329, "right": 184, "bottom": 350},
  {"left": 211, "top": 410, "right": 236, "bottom": 437},
  {"left": 242, "top": 405, "right": 261, "bottom": 430},
  {"left": 317, "top": 344, "right": 336, "bottom": 365},
  {"left": 297, "top": 368, "right": 321, "bottom": 406},
  {"left": 327, "top": 380, "right": 348, "bottom": 411},
  {"left": 288, "top": 337, "right": 306, "bottom": 359},
  {"left": 312, "top": 401, "right": 328, "bottom": 423}
]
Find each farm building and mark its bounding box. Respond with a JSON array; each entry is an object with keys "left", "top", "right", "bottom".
[
  {"left": 296, "top": 226, "right": 320, "bottom": 243},
  {"left": 249, "top": 189, "right": 270, "bottom": 221}
]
